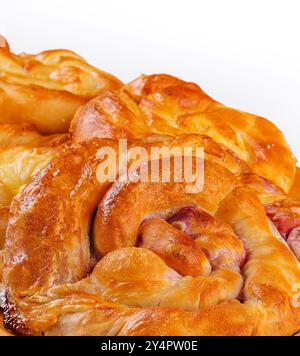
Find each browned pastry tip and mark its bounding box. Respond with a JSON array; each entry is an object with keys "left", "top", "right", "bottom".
[
  {"left": 71, "top": 74, "right": 296, "bottom": 193},
  {"left": 0, "top": 35, "right": 9, "bottom": 50},
  {"left": 0, "top": 44, "right": 122, "bottom": 134}
]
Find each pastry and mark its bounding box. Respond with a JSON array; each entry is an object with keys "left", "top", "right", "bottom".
[
  {"left": 0, "top": 123, "right": 68, "bottom": 333},
  {"left": 0, "top": 39, "right": 299, "bottom": 336},
  {"left": 0, "top": 38, "right": 122, "bottom": 134},
  {"left": 0, "top": 124, "right": 68, "bottom": 245},
  {"left": 71, "top": 74, "right": 296, "bottom": 193},
  {"left": 2, "top": 136, "right": 300, "bottom": 336},
  {"left": 290, "top": 168, "right": 300, "bottom": 200}
]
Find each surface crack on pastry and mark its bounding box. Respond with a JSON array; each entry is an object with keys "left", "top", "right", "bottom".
[{"left": 2, "top": 136, "right": 300, "bottom": 336}]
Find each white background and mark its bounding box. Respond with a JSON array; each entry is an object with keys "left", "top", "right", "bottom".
[{"left": 1, "top": 0, "right": 299, "bottom": 160}]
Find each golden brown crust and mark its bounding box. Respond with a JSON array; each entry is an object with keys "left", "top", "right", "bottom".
[
  {"left": 290, "top": 168, "right": 300, "bottom": 200},
  {"left": 0, "top": 124, "right": 69, "bottom": 321},
  {"left": 0, "top": 314, "right": 12, "bottom": 336},
  {"left": 0, "top": 123, "right": 68, "bottom": 207},
  {"left": 3, "top": 137, "right": 300, "bottom": 336},
  {"left": 71, "top": 74, "right": 295, "bottom": 193},
  {"left": 0, "top": 207, "right": 9, "bottom": 250},
  {"left": 0, "top": 45, "right": 122, "bottom": 134},
  {"left": 0, "top": 124, "right": 67, "bottom": 245},
  {"left": 0, "top": 124, "right": 68, "bottom": 148},
  {"left": 0, "top": 42, "right": 298, "bottom": 336},
  {"left": 94, "top": 161, "right": 239, "bottom": 256},
  {"left": 240, "top": 173, "right": 286, "bottom": 205},
  {"left": 0, "top": 35, "right": 9, "bottom": 50},
  {"left": 0, "top": 241, "right": 11, "bottom": 336},
  {"left": 45, "top": 299, "right": 264, "bottom": 336}
]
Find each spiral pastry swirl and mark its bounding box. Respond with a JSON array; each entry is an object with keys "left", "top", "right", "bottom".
[
  {"left": 0, "top": 39, "right": 299, "bottom": 336},
  {"left": 2, "top": 135, "right": 300, "bottom": 336}
]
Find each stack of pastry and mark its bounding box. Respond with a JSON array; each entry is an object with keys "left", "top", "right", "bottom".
[{"left": 0, "top": 36, "right": 299, "bottom": 336}]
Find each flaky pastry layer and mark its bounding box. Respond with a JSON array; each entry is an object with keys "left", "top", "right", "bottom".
[{"left": 0, "top": 41, "right": 122, "bottom": 134}]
